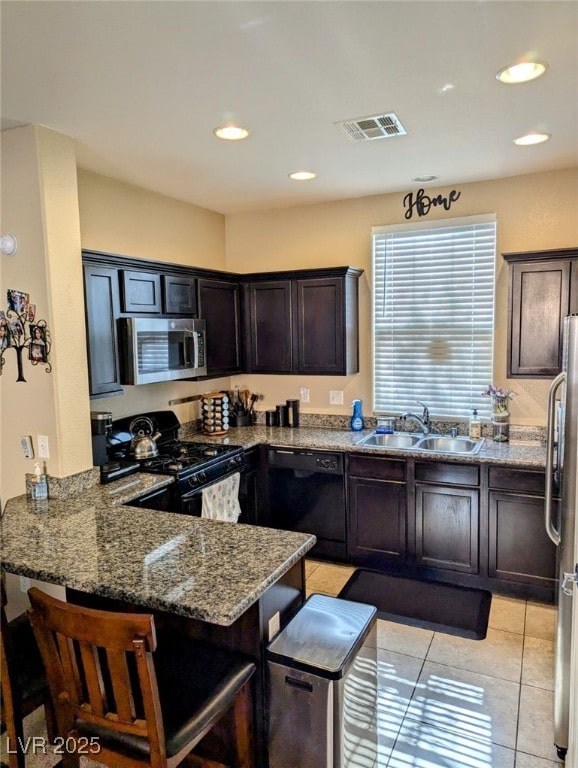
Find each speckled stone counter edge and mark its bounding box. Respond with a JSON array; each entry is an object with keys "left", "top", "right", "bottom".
[
  {"left": 182, "top": 424, "right": 548, "bottom": 469},
  {"left": 1, "top": 497, "right": 315, "bottom": 625}
]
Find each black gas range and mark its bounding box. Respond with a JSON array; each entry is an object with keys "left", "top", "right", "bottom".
[{"left": 107, "top": 411, "right": 245, "bottom": 515}]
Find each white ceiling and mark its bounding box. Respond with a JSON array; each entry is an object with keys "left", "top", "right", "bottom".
[{"left": 1, "top": 1, "right": 577, "bottom": 215}]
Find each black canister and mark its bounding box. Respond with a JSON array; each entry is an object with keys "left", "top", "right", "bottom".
[
  {"left": 90, "top": 411, "right": 112, "bottom": 466},
  {"left": 276, "top": 404, "right": 290, "bottom": 427},
  {"left": 266, "top": 410, "right": 279, "bottom": 427},
  {"left": 286, "top": 399, "right": 300, "bottom": 428}
]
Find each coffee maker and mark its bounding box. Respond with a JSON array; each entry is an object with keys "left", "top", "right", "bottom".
[
  {"left": 90, "top": 411, "right": 112, "bottom": 466},
  {"left": 90, "top": 411, "right": 139, "bottom": 483}
]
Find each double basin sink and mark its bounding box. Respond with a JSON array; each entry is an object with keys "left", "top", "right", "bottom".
[{"left": 358, "top": 431, "right": 484, "bottom": 455}]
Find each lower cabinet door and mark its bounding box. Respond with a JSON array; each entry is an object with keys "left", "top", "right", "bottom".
[
  {"left": 348, "top": 477, "right": 406, "bottom": 564},
  {"left": 415, "top": 484, "right": 479, "bottom": 573},
  {"left": 488, "top": 491, "right": 557, "bottom": 587}
]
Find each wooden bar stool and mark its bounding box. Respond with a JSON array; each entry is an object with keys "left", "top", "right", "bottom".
[
  {"left": 0, "top": 577, "right": 56, "bottom": 768},
  {"left": 27, "top": 588, "right": 255, "bottom": 768}
]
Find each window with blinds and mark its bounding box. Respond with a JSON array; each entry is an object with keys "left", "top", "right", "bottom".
[{"left": 372, "top": 214, "right": 497, "bottom": 420}]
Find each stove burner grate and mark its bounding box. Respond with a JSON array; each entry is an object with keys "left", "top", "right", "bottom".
[{"left": 140, "top": 441, "right": 243, "bottom": 478}]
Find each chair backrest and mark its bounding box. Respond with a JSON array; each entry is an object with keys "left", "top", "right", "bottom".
[
  {"left": 1, "top": 574, "right": 19, "bottom": 768},
  {"left": 27, "top": 587, "right": 166, "bottom": 764}
]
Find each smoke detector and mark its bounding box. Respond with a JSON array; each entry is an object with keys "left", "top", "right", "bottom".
[{"left": 335, "top": 112, "right": 407, "bottom": 142}]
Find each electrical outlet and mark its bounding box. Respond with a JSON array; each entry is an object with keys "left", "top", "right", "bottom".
[
  {"left": 330, "top": 390, "right": 344, "bottom": 405},
  {"left": 20, "top": 435, "right": 34, "bottom": 459},
  {"left": 20, "top": 576, "right": 31, "bottom": 593},
  {"left": 37, "top": 435, "right": 50, "bottom": 459},
  {"left": 299, "top": 387, "right": 310, "bottom": 403}
]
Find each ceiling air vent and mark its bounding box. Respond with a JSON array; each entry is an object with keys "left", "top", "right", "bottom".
[{"left": 335, "top": 112, "right": 407, "bottom": 142}]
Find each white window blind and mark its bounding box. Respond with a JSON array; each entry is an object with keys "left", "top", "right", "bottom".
[{"left": 372, "top": 214, "right": 496, "bottom": 420}]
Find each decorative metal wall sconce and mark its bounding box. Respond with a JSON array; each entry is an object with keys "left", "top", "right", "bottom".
[{"left": 1, "top": 289, "right": 52, "bottom": 382}]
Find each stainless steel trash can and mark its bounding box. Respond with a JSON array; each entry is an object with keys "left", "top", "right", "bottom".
[{"left": 267, "top": 593, "right": 377, "bottom": 768}]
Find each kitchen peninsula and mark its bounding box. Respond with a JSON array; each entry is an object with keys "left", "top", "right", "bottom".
[{"left": 0, "top": 482, "right": 316, "bottom": 765}]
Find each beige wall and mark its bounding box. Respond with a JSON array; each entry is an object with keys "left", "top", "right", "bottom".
[
  {"left": 78, "top": 170, "right": 225, "bottom": 268},
  {"left": 1, "top": 125, "right": 92, "bottom": 506},
  {"left": 76, "top": 169, "right": 229, "bottom": 423},
  {"left": 226, "top": 168, "right": 578, "bottom": 425}
]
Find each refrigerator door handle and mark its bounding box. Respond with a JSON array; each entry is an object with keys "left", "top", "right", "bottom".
[{"left": 545, "top": 371, "right": 565, "bottom": 546}]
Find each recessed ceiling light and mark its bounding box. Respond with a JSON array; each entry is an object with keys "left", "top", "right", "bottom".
[
  {"left": 289, "top": 171, "right": 317, "bottom": 181},
  {"left": 513, "top": 132, "right": 551, "bottom": 146},
  {"left": 213, "top": 125, "right": 251, "bottom": 141},
  {"left": 413, "top": 175, "right": 439, "bottom": 183},
  {"left": 496, "top": 61, "right": 547, "bottom": 84}
]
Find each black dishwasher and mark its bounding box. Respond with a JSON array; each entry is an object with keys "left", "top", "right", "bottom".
[{"left": 266, "top": 447, "right": 347, "bottom": 562}]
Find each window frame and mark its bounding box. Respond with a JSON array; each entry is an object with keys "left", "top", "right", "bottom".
[{"left": 371, "top": 213, "right": 497, "bottom": 420}]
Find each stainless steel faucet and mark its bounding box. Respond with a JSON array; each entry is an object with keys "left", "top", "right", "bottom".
[{"left": 401, "top": 401, "right": 431, "bottom": 435}]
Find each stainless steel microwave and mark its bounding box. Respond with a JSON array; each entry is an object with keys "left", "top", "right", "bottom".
[{"left": 119, "top": 317, "right": 207, "bottom": 385}]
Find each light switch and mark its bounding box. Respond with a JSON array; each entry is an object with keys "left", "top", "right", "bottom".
[{"left": 330, "top": 390, "right": 344, "bottom": 405}]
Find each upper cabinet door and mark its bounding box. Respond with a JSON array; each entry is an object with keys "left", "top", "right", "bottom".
[
  {"left": 244, "top": 268, "right": 361, "bottom": 375},
  {"left": 246, "top": 281, "right": 293, "bottom": 373},
  {"left": 507, "top": 256, "right": 573, "bottom": 377},
  {"left": 83, "top": 265, "right": 123, "bottom": 397},
  {"left": 120, "top": 270, "right": 162, "bottom": 313},
  {"left": 162, "top": 275, "right": 198, "bottom": 315},
  {"left": 296, "top": 277, "right": 345, "bottom": 375},
  {"left": 570, "top": 261, "right": 578, "bottom": 316},
  {"left": 198, "top": 278, "right": 242, "bottom": 375}
]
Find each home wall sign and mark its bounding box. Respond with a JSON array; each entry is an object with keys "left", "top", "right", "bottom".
[
  {"left": 0, "top": 289, "right": 52, "bottom": 382},
  {"left": 403, "top": 188, "right": 462, "bottom": 220}
]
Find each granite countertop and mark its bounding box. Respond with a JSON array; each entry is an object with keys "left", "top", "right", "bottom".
[
  {"left": 1, "top": 423, "right": 543, "bottom": 625},
  {"left": 1, "top": 482, "right": 315, "bottom": 626},
  {"left": 185, "top": 425, "right": 548, "bottom": 469}
]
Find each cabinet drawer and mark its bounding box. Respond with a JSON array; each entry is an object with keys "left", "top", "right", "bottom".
[
  {"left": 347, "top": 454, "right": 405, "bottom": 481},
  {"left": 415, "top": 461, "right": 479, "bottom": 487},
  {"left": 489, "top": 467, "right": 546, "bottom": 494}
]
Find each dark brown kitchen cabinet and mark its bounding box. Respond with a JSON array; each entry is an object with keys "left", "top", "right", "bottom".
[
  {"left": 414, "top": 485, "right": 479, "bottom": 574},
  {"left": 82, "top": 252, "right": 363, "bottom": 383},
  {"left": 245, "top": 281, "right": 293, "bottom": 373},
  {"left": 295, "top": 277, "right": 346, "bottom": 375},
  {"left": 120, "top": 269, "right": 162, "bottom": 313},
  {"left": 488, "top": 467, "right": 557, "bottom": 595},
  {"left": 162, "top": 275, "right": 197, "bottom": 315},
  {"left": 83, "top": 264, "right": 123, "bottom": 397},
  {"left": 198, "top": 278, "right": 242, "bottom": 376},
  {"left": 244, "top": 267, "right": 361, "bottom": 375},
  {"left": 571, "top": 260, "right": 578, "bottom": 315},
  {"left": 505, "top": 248, "right": 578, "bottom": 377},
  {"left": 347, "top": 455, "right": 407, "bottom": 567},
  {"left": 413, "top": 461, "right": 480, "bottom": 575}
]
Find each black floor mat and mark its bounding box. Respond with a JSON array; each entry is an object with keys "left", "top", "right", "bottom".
[{"left": 338, "top": 569, "right": 492, "bottom": 640}]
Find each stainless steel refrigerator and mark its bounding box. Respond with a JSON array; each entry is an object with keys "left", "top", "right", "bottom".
[{"left": 545, "top": 314, "right": 578, "bottom": 761}]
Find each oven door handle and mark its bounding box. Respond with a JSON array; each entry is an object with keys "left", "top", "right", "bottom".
[{"left": 181, "top": 466, "right": 245, "bottom": 501}]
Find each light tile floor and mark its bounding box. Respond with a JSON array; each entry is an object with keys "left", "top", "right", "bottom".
[
  {"left": 1, "top": 562, "right": 562, "bottom": 767},
  {"left": 306, "top": 559, "right": 563, "bottom": 768}
]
